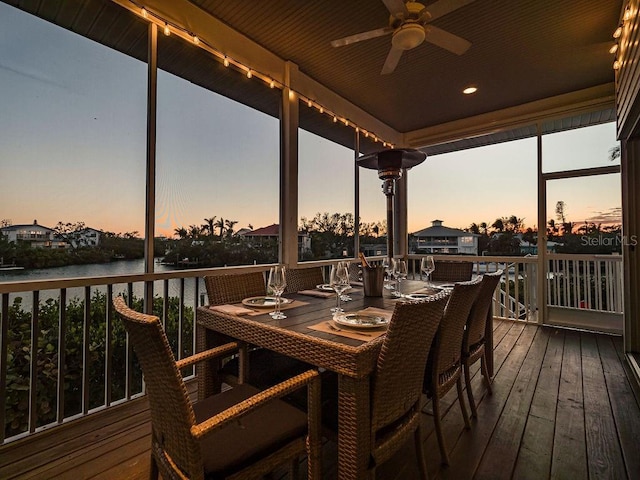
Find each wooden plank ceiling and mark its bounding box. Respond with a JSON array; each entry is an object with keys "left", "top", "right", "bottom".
[{"left": 3, "top": 0, "right": 622, "bottom": 152}]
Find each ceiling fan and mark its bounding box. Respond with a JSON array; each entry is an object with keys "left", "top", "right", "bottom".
[{"left": 330, "top": 0, "right": 475, "bottom": 74}]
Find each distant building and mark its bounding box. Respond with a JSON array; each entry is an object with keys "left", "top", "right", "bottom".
[
  {"left": 0, "top": 220, "right": 67, "bottom": 249},
  {"left": 69, "top": 227, "right": 102, "bottom": 248},
  {"left": 517, "top": 234, "right": 560, "bottom": 254},
  {"left": 411, "top": 219, "right": 478, "bottom": 255},
  {"left": 240, "top": 224, "right": 311, "bottom": 255}
]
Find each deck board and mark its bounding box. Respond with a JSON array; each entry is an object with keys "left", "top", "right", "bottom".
[
  {"left": 551, "top": 329, "right": 588, "bottom": 480},
  {"left": 2, "top": 319, "right": 639, "bottom": 480},
  {"left": 581, "top": 333, "right": 628, "bottom": 480}
]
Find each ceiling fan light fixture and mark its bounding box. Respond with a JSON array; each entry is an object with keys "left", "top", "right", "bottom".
[{"left": 392, "top": 23, "right": 425, "bottom": 50}]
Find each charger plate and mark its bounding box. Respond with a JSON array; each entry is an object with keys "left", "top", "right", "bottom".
[
  {"left": 242, "top": 296, "right": 292, "bottom": 308},
  {"left": 334, "top": 312, "right": 388, "bottom": 329}
]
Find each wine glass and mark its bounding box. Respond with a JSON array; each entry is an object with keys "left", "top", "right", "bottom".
[
  {"left": 329, "top": 261, "right": 350, "bottom": 313},
  {"left": 382, "top": 257, "right": 394, "bottom": 290},
  {"left": 393, "top": 259, "right": 408, "bottom": 297},
  {"left": 421, "top": 256, "right": 435, "bottom": 287},
  {"left": 267, "top": 265, "right": 287, "bottom": 319}
]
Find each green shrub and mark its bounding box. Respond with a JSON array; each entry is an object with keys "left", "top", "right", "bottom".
[{"left": 3, "top": 292, "right": 193, "bottom": 439}]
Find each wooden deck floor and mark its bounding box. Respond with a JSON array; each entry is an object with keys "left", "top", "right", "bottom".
[{"left": 3, "top": 319, "right": 639, "bottom": 479}]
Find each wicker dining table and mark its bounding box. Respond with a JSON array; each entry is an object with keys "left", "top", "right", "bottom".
[{"left": 195, "top": 279, "right": 494, "bottom": 479}]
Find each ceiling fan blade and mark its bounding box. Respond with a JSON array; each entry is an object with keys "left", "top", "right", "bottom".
[
  {"left": 424, "top": 25, "right": 471, "bottom": 55},
  {"left": 423, "top": 0, "right": 477, "bottom": 21},
  {"left": 382, "top": 0, "right": 409, "bottom": 18},
  {"left": 381, "top": 45, "right": 404, "bottom": 75},
  {"left": 331, "top": 27, "right": 393, "bottom": 47}
]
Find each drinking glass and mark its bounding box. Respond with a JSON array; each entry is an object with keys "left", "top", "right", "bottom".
[
  {"left": 393, "top": 259, "right": 408, "bottom": 296},
  {"left": 267, "top": 265, "right": 287, "bottom": 319},
  {"left": 382, "top": 257, "right": 394, "bottom": 290},
  {"left": 329, "top": 261, "right": 350, "bottom": 313},
  {"left": 421, "top": 256, "right": 435, "bottom": 287}
]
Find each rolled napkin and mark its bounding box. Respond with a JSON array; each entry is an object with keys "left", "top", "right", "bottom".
[
  {"left": 298, "top": 289, "right": 335, "bottom": 298},
  {"left": 209, "top": 304, "right": 256, "bottom": 315}
]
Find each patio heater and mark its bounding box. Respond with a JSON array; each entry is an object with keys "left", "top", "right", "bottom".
[{"left": 357, "top": 148, "right": 426, "bottom": 261}]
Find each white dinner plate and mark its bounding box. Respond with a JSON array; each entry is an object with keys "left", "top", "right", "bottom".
[
  {"left": 334, "top": 313, "right": 389, "bottom": 329},
  {"left": 241, "top": 296, "right": 292, "bottom": 308},
  {"left": 403, "top": 293, "right": 433, "bottom": 301}
]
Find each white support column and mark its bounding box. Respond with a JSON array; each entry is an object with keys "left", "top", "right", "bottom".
[
  {"left": 144, "top": 22, "right": 157, "bottom": 313},
  {"left": 280, "top": 62, "right": 299, "bottom": 266},
  {"left": 536, "top": 126, "right": 546, "bottom": 325},
  {"left": 354, "top": 131, "right": 361, "bottom": 256}
]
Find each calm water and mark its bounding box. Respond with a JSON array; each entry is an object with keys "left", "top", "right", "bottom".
[{"left": 0, "top": 259, "right": 207, "bottom": 309}]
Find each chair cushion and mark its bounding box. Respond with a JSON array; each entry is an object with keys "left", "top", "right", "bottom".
[
  {"left": 194, "top": 384, "right": 308, "bottom": 477},
  {"left": 219, "top": 349, "right": 313, "bottom": 390}
]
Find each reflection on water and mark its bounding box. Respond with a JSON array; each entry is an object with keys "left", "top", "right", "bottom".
[{"left": 0, "top": 259, "right": 207, "bottom": 309}]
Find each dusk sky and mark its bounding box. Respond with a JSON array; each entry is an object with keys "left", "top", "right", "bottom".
[{"left": 1, "top": 3, "right": 621, "bottom": 239}]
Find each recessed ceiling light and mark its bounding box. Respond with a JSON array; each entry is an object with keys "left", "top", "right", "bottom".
[{"left": 463, "top": 86, "right": 477, "bottom": 95}]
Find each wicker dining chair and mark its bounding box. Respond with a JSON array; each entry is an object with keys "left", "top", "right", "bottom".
[
  {"left": 462, "top": 270, "right": 503, "bottom": 418},
  {"left": 430, "top": 260, "right": 474, "bottom": 282},
  {"left": 368, "top": 291, "right": 450, "bottom": 479},
  {"left": 423, "top": 277, "right": 482, "bottom": 465},
  {"left": 113, "top": 296, "right": 322, "bottom": 480},
  {"left": 284, "top": 266, "right": 325, "bottom": 293},
  {"left": 204, "top": 273, "right": 312, "bottom": 390}
]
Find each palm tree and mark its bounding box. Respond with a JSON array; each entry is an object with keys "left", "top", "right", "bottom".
[
  {"left": 188, "top": 224, "right": 202, "bottom": 238},
  {"left": 202, "top": 216, "right": 217, "bottom": 236},
  {"left": 224, "top": 219, "right": 238, "bottom": 237},
  {"left": 214, "top": 218, "right": 226, "bottom": 238},
  {"left": 506, "top": 215, "right": 524, "bottom": 233},
  {"left": 174, "top": 227, "right": 188, "bottom": 239}
]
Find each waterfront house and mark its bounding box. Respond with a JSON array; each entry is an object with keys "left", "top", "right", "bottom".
[
  {"left": 1, "top": 1, "right": 640, "bottom": 478},
  {"left": 411, "top": 219, "right": 479, "bottom": 254},
  {"left": 0, "top": 220, "right": 66, "bottom": 249},
  {"left": 241, "top": 223, "right": 312, "bottom": 256}
]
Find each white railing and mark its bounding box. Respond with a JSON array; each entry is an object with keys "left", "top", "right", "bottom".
[
  {"left": 546, "top": 254, "right": 623, "bottom": 313},
  {"left": 0, "top": 253, "right": 623, "bottom": 444},
  {"left": 407, "top": 254, "right": 539, "bottom": 323}
]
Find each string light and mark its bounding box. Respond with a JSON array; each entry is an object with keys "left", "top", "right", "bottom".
[
  {"left": 129, "top": 1, "right": 395, "bottom": 147},
  {"left": 624, "top": 6, "right": 632, "bottom": 21},
  {"left": 613, "top": 26, "right": 622, "bottom": 39},
  {"left": 609, "top": 44, "right": 618, "bottom": 54},
  {"left": 613, "top": 59, "right": 621, "bottom": 70}
]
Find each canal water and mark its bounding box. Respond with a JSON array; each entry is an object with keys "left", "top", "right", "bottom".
[{"left": 0, "top": 259, "right": 207, "bottom": 309}]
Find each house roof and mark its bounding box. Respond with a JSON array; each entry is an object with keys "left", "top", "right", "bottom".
[
  {"left": 4, "top": 0, "right": 620, "bottom": 154},
  {"left": 412, "top": 224, "right": 477, "bottom": 237},
  {"left": 1, "top": 223, "right": 55, "bottom": 232},
  {"left": 243, "top": 224, "right": 279, "bottom": 236}
]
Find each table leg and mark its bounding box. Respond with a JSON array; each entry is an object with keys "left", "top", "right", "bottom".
[
  {"left": 338, "top": 374, "right": 373, "bottom": 480},
  {"left": 485, "top": 305, "right": 494, "bottom": 377},
  {"left": 195, "top": 323, "right": 223, "bottom": 401}
]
